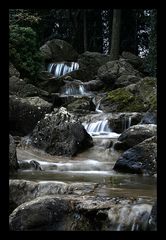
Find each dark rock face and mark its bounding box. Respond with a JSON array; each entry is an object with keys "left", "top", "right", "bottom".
[
  {"left": 36, "top": 71, "right": 65, "bottom": 93},
  {"left": 9, "top": 95, "right": 52, "bottom": 136},
  {"left": 40, "top": 39, "right": 78, "bottom": 62},
  {"left": 114, "top": 124, "right": 157, "bottom": 151},
  {"left": 113, "top": 136, "right": 157, "bottom": 175},
  {"left": 31, "top": 107, "right": 93, "bottom": 156},
  {"left": 148, "top": 201, "right": 157, "bottom": 231},
  {"left": 78, "top": 51, "right": 111, "bottom": 80},
  {"left": 9, "top": 135, "right": 19, "bottom": 174}
]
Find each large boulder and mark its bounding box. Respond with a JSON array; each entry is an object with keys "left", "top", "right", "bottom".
[
  {"left": 9, "top": 195, "right": 153, "bottom": 231},
  {"left": 100, "top": 87, "right": 145, "bottom": 112},
  {"left": 9, "top": 95, "right": 52, "bottom": 136},
  {"left": 31, "top": 107, "right": 93, "bottom": 156},
  {"left": 113, "top": 136, "right": 157, "bottom": 175},
  {"left": 40, "top": 39, "right": 78, "bottom": 62},
  {"left": 78, "top": 51, "right": 112, "bottom": 80},
  {"left": 97, "top": 59, "right": 142, "bottom": 87},
  {"left": 114, "top": 124, "right": 157, "bottom": 151},
  {"left": 121, "top": 51, "right": 144, "bottom": 71},
  {"left": 9, "top": 196, "right": 74, "bottom": 231},
  {"left": 9, "top": 135, "right": 19, "bottom": 174},
  {"left": 100, "top": 77, "right": 157, "bottom": 112}
]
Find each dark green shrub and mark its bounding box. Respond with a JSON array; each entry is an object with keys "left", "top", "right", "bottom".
[{"left": 9, "top": 24, "right": 42, "bottom": 80}]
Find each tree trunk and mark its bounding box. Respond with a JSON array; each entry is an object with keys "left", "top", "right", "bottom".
[
  {"left": 110, "top": 9, "right": 121, "bottom": 60},
  {"left": 83, "top": 9, "right": 87, "bottom": 51}
]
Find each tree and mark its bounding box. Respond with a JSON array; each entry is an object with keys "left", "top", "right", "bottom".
[
  {"left": 110, "top": 9, "right": 121, "bottom": 60},
  {"left": 83, "top": 9, "right": 87, "bottom": 52},
  {"left": 120, "top": 9, "right": 138, "bottom": 55}
]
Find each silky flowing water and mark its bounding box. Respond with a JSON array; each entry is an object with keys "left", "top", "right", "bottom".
[{"left": 13, "top": 133, "right": 156, "bottom": 202}]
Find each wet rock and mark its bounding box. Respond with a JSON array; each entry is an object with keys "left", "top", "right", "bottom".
[
  {"left": 114, "top": 124, "right": 157, "bottom": 151},
  {"left": 9, "top": 195, "right": 152, "bottom": 231},
  {"left": 40, "top": 39, "right": 78, "bottom": 62},
  {"left": 113, "top": 136, "right": 157, "bottom": 175},
  {"left": 9, "top": 179, "right": 98, "bottom": 213},
  {"left": 9, "top": 135, "right": 19, "bottom": 174},
  {"left": 9, "top": 95, "right": 52, "bottom": 136},
  {"left": 31, "top": 107, "right": 93, "bottom": 156}
]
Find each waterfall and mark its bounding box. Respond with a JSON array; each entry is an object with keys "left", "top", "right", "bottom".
[
  {"left": 61, "top": 80, "right": 87, "bottom": 96},
  {"left": 48, "top": 62, "right": 79, "bottom": 77},
  {"left": 122, "top": 116, "right": 132, "bottom": 131},
  {"left": 83, "top": 118, "right": 120, "bottom": 138},
  {"left": 95, "top": 99, "right": 103, "bottom": 113},
  {"left": 108, "top": 203, "right": 152, "bottom": 231}
]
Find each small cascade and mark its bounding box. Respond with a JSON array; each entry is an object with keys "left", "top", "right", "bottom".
[
  {"left": 108, "top": 203, "right": 152, "bottom": 231},
  {"left": 61, "top": 80, "right": 87, "bottom": 96},
  {"left": 95, "top": 99, "right": 103, "bottom": 113},
  {"left": 48, "top": 62, "right": 79, "bottom": 77},
  {"left": 83, "top": 119, "right": 120, "bottom": 138},
  {"left": 122, "top": 116, "right": 132, "bottom": 131}
]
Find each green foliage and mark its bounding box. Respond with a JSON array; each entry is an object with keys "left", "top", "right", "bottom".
[{"left": 9, "top": 24, "right": 42, "bottom": 80}]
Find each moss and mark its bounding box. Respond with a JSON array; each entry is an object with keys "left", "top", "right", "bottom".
[
  {"left": 103, "top": 77, "right": 157, "bottom": 112},
  {"left": 105, "top": 88, "right": 146, "bottom": 112}
]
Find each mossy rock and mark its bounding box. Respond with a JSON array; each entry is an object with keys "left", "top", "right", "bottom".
[
  {"left": 101, "top": 88, "right": 146, "bottom": 112},
  {"left": 101, "top": 77, "right": 157, "bottom": 112}
]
